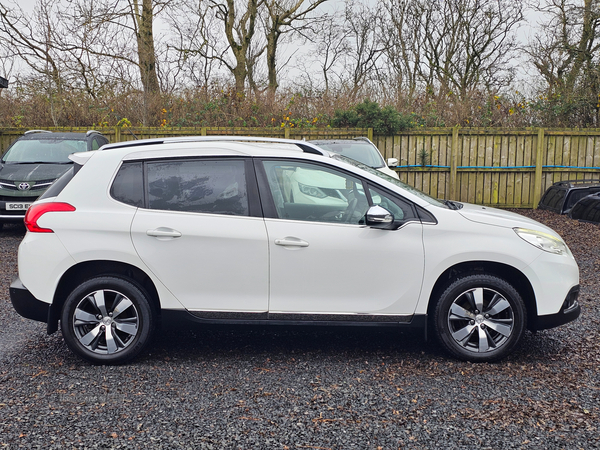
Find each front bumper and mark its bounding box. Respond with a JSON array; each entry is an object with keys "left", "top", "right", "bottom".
[
  {"left": 9, "top": 277, "right": 50, "bottom": 323},
  {"left": 532, "top": 285, "right": 581, "bottom": 331}
]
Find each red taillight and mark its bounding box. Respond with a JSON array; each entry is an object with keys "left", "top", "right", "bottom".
[{"left": 24, "top": 202, "right": 76, "bottom": 233}]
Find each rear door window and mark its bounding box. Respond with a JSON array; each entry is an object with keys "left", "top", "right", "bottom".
[{"left": 146, "top": 159, "right": 249, "bottom": 216}]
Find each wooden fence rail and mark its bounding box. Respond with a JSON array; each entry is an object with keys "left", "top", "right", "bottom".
[{"left": 2, "top": 126, "right": 600, "bottom": 209}]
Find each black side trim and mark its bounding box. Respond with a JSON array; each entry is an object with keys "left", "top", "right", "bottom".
[
  {"left": 162, "top": 309, "right": 427, "bottom": 328},
  {"left": 190, "top": 310, "right": 268, "bottom": 321},
  {"left": 532, "top": 285, "right": 581, "bottom": 331},
  {"left": 9, "top": 277, "right": 49, "bottom": 324},
  {"left": 269, "top": 312, "right": 412, "bottom": 323}
]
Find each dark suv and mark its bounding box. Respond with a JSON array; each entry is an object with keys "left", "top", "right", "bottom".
[
  {"left": 537, "top": 179, "right": 600, "bottom": 214},
  {"left": 0, "top": 130, "right": 108, "bottom": 227}
]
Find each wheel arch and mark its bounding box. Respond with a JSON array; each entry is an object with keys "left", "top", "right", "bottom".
[
  {"left": 48, "top": 260, "right": 161, "bottom": 333},
  {"left": 426, "top": 261, "right": 537, "bottom": 330}
]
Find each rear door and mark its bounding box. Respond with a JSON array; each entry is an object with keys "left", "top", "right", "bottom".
[{"left": 130, "top": 157, "right": 269, "bottom": 312}]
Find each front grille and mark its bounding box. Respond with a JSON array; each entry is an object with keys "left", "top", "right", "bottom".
[{"left": 0, "top": 179, "right": 55, "bottom": 192}]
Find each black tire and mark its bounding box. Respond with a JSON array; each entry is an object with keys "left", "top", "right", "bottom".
[
  {"left": 60, "top": 276, "right": 155, "bottom": 364},
  {"left": 433, "top": 274, "right": 526, "bottom": 362}
]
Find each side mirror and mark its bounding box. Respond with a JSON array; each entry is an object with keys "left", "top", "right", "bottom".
[
  {"left": 387, "top": 157, "right": 398, "bottom": 167},
  {"left": 365, "top": 205, "right": 396, "bottom": 229}
]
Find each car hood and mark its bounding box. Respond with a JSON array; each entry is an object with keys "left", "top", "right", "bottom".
[
  {"left": 0, "top": 163, "right": 71, "bottom": 182},
  {"left": 457, "top": 202, "right": 552, "bottom": 231}
]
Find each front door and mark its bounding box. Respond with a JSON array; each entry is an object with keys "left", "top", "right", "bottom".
[{"left": 259, "top": 159, "right": 425, "bottom": 317}]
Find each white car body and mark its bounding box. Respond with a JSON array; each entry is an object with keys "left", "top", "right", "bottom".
[{"left": 10, "top": 137, "right": 580, "bottom": 364}]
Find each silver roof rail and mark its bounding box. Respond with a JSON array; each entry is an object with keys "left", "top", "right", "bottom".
[
  {"left": 24, "top": 129, "right": 52, "bottom": 135},
  {"left": 86, "top": 130, "right": 102, "bottom": 136},
  {"left": 107, "top": 135, "right": 327, "bottom": 155}
]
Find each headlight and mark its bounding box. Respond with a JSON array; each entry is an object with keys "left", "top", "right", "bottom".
[
  {"left": 514, "top": 228, "right": 570, "bottom": 255},
  {"left": 298, "top": 182, "right": 327, "bottom": 199}
]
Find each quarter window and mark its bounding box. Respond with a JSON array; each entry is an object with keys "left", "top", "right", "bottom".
[
  {"left": 368, "top": 186, "right": 415, "bottom": 221},
  {"left": 111, "top": 162, "right": 144, "bottom": 207}
]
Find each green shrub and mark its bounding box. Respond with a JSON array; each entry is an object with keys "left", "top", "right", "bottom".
[{"left": 331, "top": 99, "right": 414, "bottom": 135}]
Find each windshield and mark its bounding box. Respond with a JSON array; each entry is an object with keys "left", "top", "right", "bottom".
[
  {"left": 333, "top": 154, "right": 448, "bottom": 208},
  {"left": 313, "top": 142, "right": 386, "bottom": 168},
  {"left": 1, "top": 139, "right": 86, "bottom": 163}
]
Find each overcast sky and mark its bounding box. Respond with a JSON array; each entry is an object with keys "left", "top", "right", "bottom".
[{"left": 8, "top": 0, "right": 544, "bottom": 89}]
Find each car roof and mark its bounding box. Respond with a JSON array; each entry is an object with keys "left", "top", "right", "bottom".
[{"left": 19, "top": 131, "right": 103, "bottom": 140}]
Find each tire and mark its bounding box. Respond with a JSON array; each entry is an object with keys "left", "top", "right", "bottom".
[
  {"left": 433, "top": 274, "right": 526, "bottom": 362},
  {"left": 61, "top": 276, "right": 155, "bottom": 364}
]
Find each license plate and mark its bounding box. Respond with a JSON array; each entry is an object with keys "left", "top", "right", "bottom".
[{"left": 6, "top": 202, "right": 32, "bottom": 211}]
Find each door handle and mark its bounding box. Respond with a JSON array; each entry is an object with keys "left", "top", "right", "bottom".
[
  {"left": 274, "top": 237, "right": 309, "bottom": 247},
  {"left": 147, "top": 228, "right": 182, "bottom": 238}
]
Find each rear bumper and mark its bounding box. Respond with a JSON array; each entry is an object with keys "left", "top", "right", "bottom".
[
  {"left": 532, "top": 285, "right": 581, "bottom": 331},
  {"left": 9, "top": 277, "right": 49, "bottom": 323},
  {"left": 0, "top": 214, "right": 25, "bottom": 222}
]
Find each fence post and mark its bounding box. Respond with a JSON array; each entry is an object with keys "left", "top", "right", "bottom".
[
  {"left": 114, "top": 126, "right": 121, "bottom": 143},
  {"left": 368, "top": 128, "right": 373, "bottom": 141},
  {"left": 201, "top": 127, "right": 207, "bottom": 136},
  {"left": 285, "top": 127, "right": 290, "bottom": 139},
  {"left": 533, "top": 127, "right": 545, "bottom": 208},
  {"left": 450, "top": 126, "right": 459, "bottom": 200}
]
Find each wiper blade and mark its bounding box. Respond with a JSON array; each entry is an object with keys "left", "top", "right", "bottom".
[{"left": 444, "top": 200, "right": 463, "bottom": 210}]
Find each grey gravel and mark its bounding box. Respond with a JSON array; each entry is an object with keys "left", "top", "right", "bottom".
[{"left": 0, "top": 211, "right": 599, "bottom": 449}]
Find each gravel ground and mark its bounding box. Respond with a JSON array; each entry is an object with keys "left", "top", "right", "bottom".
[{"left": 0, "top": 210, "right": 598, "bottom": 449}]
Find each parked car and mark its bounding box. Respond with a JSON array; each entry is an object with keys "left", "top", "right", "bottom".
[
  {"left": 308, "top": 138, "right": 399, "bottom": 179},
  {"left": 10, "top": 136, "right": 580, "bottom": 364},
  {"left": 537, "top": 179, "right": 600, "bottom": 214},
  {"left": 0, "top": 130, "right": 109, "bottom": 227},
  {"left": 568, "top": 192, "right": 600, "bottom": 224}
]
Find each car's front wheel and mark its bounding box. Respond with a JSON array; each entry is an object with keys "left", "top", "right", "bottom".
[
  {"left": 60, "top": 276, "right": 155, "bottom": 364},
  {"left": 433, "top": 274, "right": 526, "bottom": 362}
]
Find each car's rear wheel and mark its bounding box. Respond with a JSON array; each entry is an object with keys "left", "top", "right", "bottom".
[
  {"left": 61, "top": 276, "right": 155, "bottom": 364},
  {"left": 433, "top": 274, "right": 526, "bottom": 362}
]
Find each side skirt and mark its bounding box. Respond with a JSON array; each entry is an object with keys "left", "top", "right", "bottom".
[{"left": 161, "top": 309, "right": 428, "bottom": 329}]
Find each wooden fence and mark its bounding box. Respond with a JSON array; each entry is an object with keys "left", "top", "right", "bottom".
[{"left": 2, "top": 126, "right": 600, "bottom": 209}]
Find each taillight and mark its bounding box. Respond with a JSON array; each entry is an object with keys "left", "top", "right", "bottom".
[{"left": 24, "top": 202, "right": 76, "bottom": 233}]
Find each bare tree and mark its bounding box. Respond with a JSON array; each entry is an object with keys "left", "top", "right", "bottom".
[
  {"left": 528, "top": 0, "right": 600, "bottom": 93},
  {"left": 61, "top": 0, "right": 165, "bottom": 94},
  {"left": 263, "top": 0, "right": 329, "bottom": 96},
  {"left": 305, "top": 11, "right": 350, "bottom": 95},
  {"left": 0, "top": 0, "right": 64, "bottom": 94},
  {"left": 342, "top": 1, "right": 388, "bottom": 101},
  {"left": 380, "top": 0, "right": 422, "bottom": 100},
  {"left": 209, "top": 0, "right": 261, "bottom": 95},
  {"left": 382, "top": 0, "right": 524, "bottom": 100},
  {"left": 166, "top": 0, "right": 224, "bottom": 89}
]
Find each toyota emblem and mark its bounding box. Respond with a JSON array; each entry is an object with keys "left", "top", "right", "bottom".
[{"left": 17, "top": 182, "right": 31, "bottom": 191}]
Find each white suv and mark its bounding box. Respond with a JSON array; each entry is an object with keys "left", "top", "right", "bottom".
[{"left": 10, "top": 137, "right": 580, "bottom": 364}]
